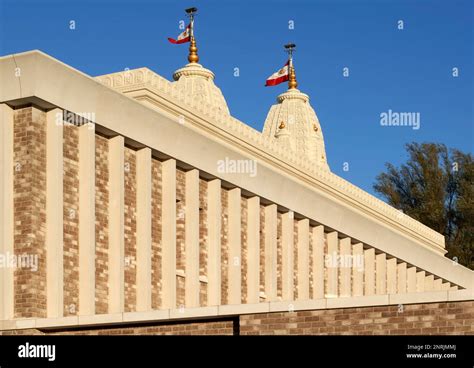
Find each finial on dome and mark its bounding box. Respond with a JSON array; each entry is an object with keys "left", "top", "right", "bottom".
[
  {"left": 186, "top": 7, "right": 199, "bottom": 63},
  {"left": 284, "top": 43, "right": 298, "bottom": 90}
]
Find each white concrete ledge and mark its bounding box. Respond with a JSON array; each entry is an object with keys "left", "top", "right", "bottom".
[
  {"left": 169, "top": 306, "right": 219, "bottom": 320},
  {"left": 14, "top": 319, "right": 36, "bottom": 329},
  {"left": 36, "top": 316, "right": 78, "bottom": 329},
  {"left": 219, "top": 303, "right": 270, "bottom": 316},
  {"left": 0, "top": 290, "right": 472, "bottom": 332},
  {"left": 269, "top": 299, "right": 327, "bottom": 312},
  {"left": 389, "top": 291, "right": 449, "bottom": 305},
  {"left": 123, "top": 310, "right": 170, "bottom": 323},
  {"left": 327, "top": 295, "right": 389, "bottom": 309},
  {"left": 77, "top": 313, "right": 123, "bottom": 327},
  {"left": 448, "top": 288, "right": 474, "bottom": 301}
]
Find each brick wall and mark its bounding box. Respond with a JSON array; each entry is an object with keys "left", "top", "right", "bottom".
[
  {"left": 13, "top": 107, "right": 47, "bottom": 318},
  {"left": 0, "top": 319, "right": 236, "bottom": 336},
  {"left": 124, "top": 148, "right": 137, "bottom": 312},
  {"left": 220, "top": 189, "right": 229, "bottom": 305},
  {"left": 240, "top": 301, "right": 474, "bottom": 335},
  {"left": 1, "top": 301, "right": 472, "bottom": 335},
  {"left": 259, "top": 206, "right": 265, "bottom": 297},
  {"left": 241, "top": 198, "right": 248, "bottom": 304},
  {"left": 199, "top": 179, "right": 208, "bottom": 306},
  {"left": 176, "top": 169, "right": 186, "bottom": 308},
  {"left": 151, "top": 159, "right": 162, "bottom": 309},
  {"left": 95, "top": 134, "right": 109, "bottom": 314},
  {"left": 63, "top": 123, "right": 80, "bottom": 316}
]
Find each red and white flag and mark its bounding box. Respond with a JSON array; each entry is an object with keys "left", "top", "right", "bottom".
[
  {"left": 265, "top": 61, "right": 289, "bottom": 86},
  {"left": 168, "top": 25, "right": 191, "bottom": 44}
]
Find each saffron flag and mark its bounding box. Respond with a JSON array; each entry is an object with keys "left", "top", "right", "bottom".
[
  {"left": 168, "top": 25, "right": 191, "bottom": 44},
  {"left": 265, "top": 61, "right": 289, "bottom": 86}
]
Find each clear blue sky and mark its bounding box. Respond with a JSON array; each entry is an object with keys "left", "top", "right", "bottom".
[{"left": 1, "top": 0, "right": 472, "bottom": 196}]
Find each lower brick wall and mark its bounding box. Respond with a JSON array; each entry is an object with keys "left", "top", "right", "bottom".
[
  {"left": 240, "top": 301, "right": 474, "bottom": 335},
  {"left": 0, "top": 319, "right": 236, "bottom": 336},
  {"left": 1, "top": 301, "right": 472, "bottom": 335}
]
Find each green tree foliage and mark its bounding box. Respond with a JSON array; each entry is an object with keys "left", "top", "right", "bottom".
[{"left": 374, "top": 142, "right": 473, "bottom": 269}]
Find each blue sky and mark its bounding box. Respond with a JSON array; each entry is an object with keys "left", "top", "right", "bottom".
[{"left": 1, "top": 0, "right": 472, "bottom": 196}]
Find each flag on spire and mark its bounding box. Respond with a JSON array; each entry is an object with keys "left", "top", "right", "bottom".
[
  {"left": 168, "top": 24, "right": 191, "bottom": 44},
  {"left": 265, "top": 61, "right": 289, "bottom": 86}
]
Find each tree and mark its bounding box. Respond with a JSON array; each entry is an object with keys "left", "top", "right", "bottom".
[{"left": 374, "top": 142, "right": 473, "bottom": 270}]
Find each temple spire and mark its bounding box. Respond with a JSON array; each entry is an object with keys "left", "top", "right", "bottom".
[
  {"left": 186, "top": 7, "right": 199, "bottom": 63},
  {"left": 284, "top": 43, "right": 298, "bottom": 89}
]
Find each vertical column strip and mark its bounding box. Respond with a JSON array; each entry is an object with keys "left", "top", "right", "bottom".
[
  {"left": 184, "top": 169, "right": 200, "bottom": 307},
  {"left": 364, "top": 248, "right": 375, "bottom": 296},
  {"left": 352, "top": 243, "right": 364, "bottom": 297},
  {"left": 46, "top": 109, "right": 64, "bottom": 318},
  {"left": 246, "top": 196, "right": 260, "bottom": 304},
  {"left": 281, "top": 211, "right": 294, "bottom": 300},
  {"left": 386, "top": 258, "right": 397, "bottom": 295},
  {"left": 108, "top": 135, "right": 124, "bottom": 313},
  {"left": 0, "top": 104, "right": 14, "bottom": 320},
  {"left": 264, "top": 204, "right": 277, "bottom": 301},
  {"left": 339, "top": 237, "right": 351, "bottom": 297},
  {"left": 416, "top": 270, "right": 426, "bottom": 292},
  {"left": 376, "top": 253, "right": 387, "bottom": 295},
  {"left": 397, "top": 262, "right": 407, "bottom": 294},
  {"left": 326, "top": 231, "right": 338, "bottom": 297},
  {"left": 136, "top": 148, "right": 152, "bottom": 311},
  {"left": 227, "top": 188, "right": 241, "bottom": 305},
  {"left": 297, "top": 219, "right": 309, "bottom": 300},
  {"left": 312, "top": 226, "right": 324, "bottom": 299},
  {"left": 424, "top": 274, "right": 434, "bottom": 292},
  {"left": 207, "top": 179, "right": 221, "bottom": 306},
  {"left": 78, "top": 123, "right": 96, "bottom": 315},
  {"left": 407, "top": 266, "right": 417, "bottom": 293},
  {"left": 161, "top": 159, "right": 176, "bottom": 309}
]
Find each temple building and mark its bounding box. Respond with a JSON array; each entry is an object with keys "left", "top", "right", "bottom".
[{"left": 0, "top": 44, "right": 472, "bottom": 335}]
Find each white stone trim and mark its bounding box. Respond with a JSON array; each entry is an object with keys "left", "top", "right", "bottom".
[
  {"left": 1, "top": 290, "right": 470, "bottom": 331},
  {"left": 0, "top": 104, "right": 14, "bottom": 321},
  {"left": 46, "top": 108, "right": 64, "bottom": 318}
]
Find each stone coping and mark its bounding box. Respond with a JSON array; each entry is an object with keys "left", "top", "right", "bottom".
[{"left": 1, "top": 290, "right": 471, "bottom": 331}]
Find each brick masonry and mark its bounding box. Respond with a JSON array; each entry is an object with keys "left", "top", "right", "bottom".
[
  {"left": 220, "top": 189, "right": 229, "bottom": 305},
  {"left": 95, "top": 134, "right": 109, "bottom": 314},
  {"left": 124, "top": 148, "right": 137, "bottom": 312},
  {"left": 151, "top": 159, "right": 162, "bottom": 309},
  {"left": 63, "top": 123, "right": 80, "bottom": 316},
  {"left": 259, "top": 206, "right": 265, "bottom": 297},
  {"left": 239, "top": 301, "right": 474, "bottom": 335},
  {"left": 199, "top": 179, "right": 208, "bottom": 306},
  {"left": 176, "top": 169, "right": 185, "bottom": 308},
  {"left": 1, "top": 301, "right": 472, "bottom": 335},
  {"left": 241, "top": 198, "right": 248, "bottom": 304},
  {"left": 13, "top": 107, "right": 47, "bottom": 318}
]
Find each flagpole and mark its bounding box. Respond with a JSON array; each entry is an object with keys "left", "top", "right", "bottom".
[
  {"left": 186, "top": 7, "right": 199, "bottom": 63},
  {"left": 284, "top": 43, "right": 298, "bottom": 89}
]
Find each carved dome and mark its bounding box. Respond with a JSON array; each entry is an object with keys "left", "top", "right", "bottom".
[
  {"left": 172, "top": 63, "right": 230, "bottom": 115},
  {"left": 262, "top": 88, "right": 329, "bottom": 170}
]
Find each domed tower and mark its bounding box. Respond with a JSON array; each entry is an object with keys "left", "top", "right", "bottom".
[
  {"left": 170, "top": 7, "right": 230, "bottom": 115},
  {"left": 262, "top": 44, "right": 329, "bottom": 170}
]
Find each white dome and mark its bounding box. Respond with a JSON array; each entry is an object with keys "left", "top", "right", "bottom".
[
  {"left": 172, "top": 63, "right": 230, "bottom": 115},
  {"left": 262, "top": 88, "right": 329, "bottom": 170}
]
